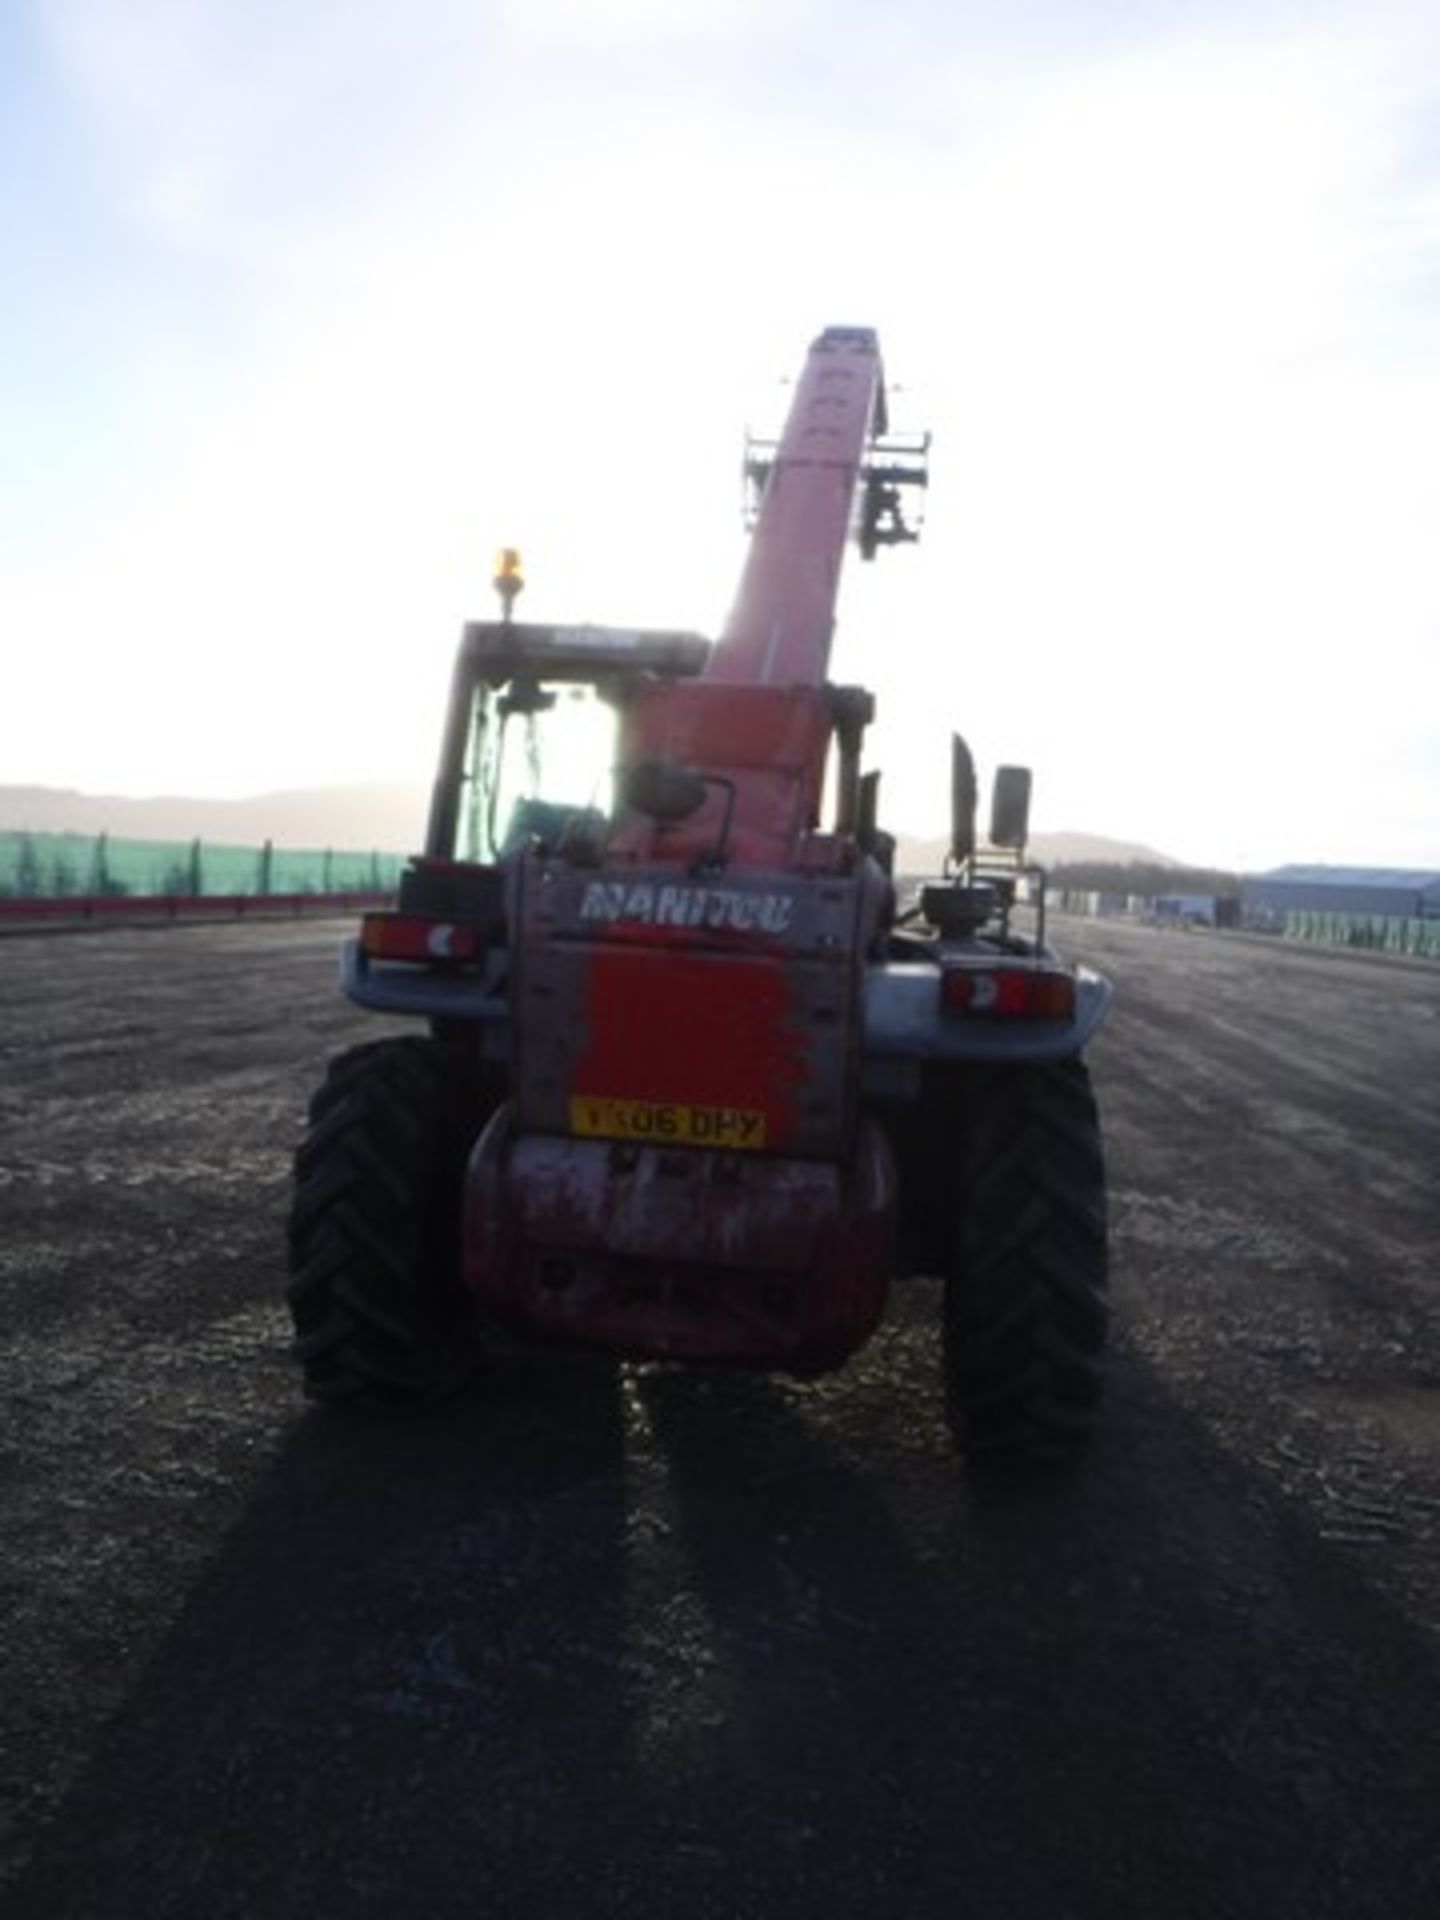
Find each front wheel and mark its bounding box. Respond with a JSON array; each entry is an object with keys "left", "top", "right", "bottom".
[
  {"left": 286, "top": 1036, "right": 485, "bottom": 1410},
  {"left": 942, "top": 1058, "right": 1109, "bottom": 1467}
]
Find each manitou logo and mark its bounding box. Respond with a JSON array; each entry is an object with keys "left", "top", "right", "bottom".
[{"left": 577, "top": 881, "right": 795, "bottom": 935}]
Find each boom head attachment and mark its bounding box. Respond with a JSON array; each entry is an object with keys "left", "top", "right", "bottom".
[
  {"left": 719, "top": 326, "right": 927, "bottom": 687},
  {"left": 744, "top": 426, "right": 929, "bottom": 558},
  {"left": 856, "top": 430, "right": 930, "bottom": 559}
]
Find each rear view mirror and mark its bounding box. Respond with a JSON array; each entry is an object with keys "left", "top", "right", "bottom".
[
  {"left": 951, "top": 734, "right": 977, "bottom": 864},
  {"left": 989, "top": 765, "right": 1032, "bottom": 850}
]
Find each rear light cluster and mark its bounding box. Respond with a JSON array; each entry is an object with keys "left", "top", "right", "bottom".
[
  {"left": 360, "top": 913, "right": 485, "bottom": 964},
  {"left": 940, "top": 963, "right": 1077, "bottom": 1020}
]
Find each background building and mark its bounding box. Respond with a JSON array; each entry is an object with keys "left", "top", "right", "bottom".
[{"left": 1241, "top": 866, "right": 1440, "bottom": 923}]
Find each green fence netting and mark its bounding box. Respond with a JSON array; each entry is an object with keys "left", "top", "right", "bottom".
[
  {"left": 1283, "top": 910, "right": 1440, "bottom": 959},
  {"left": 0, "top": 831, "right": 403, "bottom": 900}
]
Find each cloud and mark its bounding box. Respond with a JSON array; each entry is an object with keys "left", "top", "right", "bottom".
[
  {"left": 495, "top": 0, "right": 816, "bottom": 48},
  {"left": 9, "top": 0, "right": 1440, "bottom": 862}
]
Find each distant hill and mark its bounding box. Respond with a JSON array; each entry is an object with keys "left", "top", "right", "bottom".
[
  {"left": 893, "top": 829, "right": 1182, "bottom": 877},
  {"left": 0, "top": 783, "right": 428, "bottom": 853},
  {"left": 0, "top": 784, "right": 1186, "bottom": 871}
]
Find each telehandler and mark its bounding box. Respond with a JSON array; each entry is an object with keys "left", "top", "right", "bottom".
[{"left": 287, "top": 326, "right": 1112, "bottom": 1464}]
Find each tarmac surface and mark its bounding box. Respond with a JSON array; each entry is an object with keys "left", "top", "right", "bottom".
[{"left": 0, "top": 916, "right": 1436, "bottom": 1918}]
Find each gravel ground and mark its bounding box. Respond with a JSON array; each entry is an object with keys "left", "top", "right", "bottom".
[{"left": 0, "top": 917, "right": 1436, "bottom": 1918}]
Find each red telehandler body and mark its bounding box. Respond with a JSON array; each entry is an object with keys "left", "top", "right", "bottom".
[{"left": 287, "top": 327, "right": 1113, "bottom": 1463}]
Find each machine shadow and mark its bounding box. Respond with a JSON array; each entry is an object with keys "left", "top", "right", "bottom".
[
  {"left": 8, "top": 1354, "right": 637, "bottom": 1920},
  {"left": 10, "top": 1316, "right": 1439, "bottom": 1920},
  {"left": 629, "top": 1310, "right": 1439, "bottom": 1920}
]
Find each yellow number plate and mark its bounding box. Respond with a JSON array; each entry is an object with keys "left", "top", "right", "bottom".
[{"left": 570, "top": 1096, "right": 767, "bottom": 1151}]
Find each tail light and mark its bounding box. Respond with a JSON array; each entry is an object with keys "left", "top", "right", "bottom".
[
  {"left": 360, "top": 913, "right": 485, "bottom": 964},
  {"left": 940, "top": 963, "right": 1076, "bottom": 1020}
]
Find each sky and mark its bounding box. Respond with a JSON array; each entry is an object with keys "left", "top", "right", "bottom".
[{"left": 3, "top": 0, "right": 1438, "bottom": 872}]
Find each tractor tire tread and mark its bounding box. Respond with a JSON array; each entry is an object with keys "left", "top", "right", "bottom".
[
  {"left": 285, "top": 1036, "right": 483, "bottom": 1412},
  {"left": 943, "top": 1057, "right": 1109, "bottom": 1467}
]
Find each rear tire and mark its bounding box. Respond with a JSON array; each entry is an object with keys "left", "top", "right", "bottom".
[
  {"left": 286, "top": 1036, "right": 486, "bottom": 1410},
  {"left": 942, "top": 1058, "right": 1108, "bottom": 1467}
]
